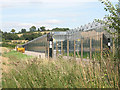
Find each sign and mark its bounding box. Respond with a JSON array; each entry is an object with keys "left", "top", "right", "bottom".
[
  {"left": 108, "top": 42, "right": 111, "bottom": 46},
  {"left": 53, "top": 38, "right": 55, "bottom": 41},
  {"left": 49, "top": 41, "right": 52, "bottom": 48},
  {"left": 77, "top": 39, "right": 80, "bottom": 41}
]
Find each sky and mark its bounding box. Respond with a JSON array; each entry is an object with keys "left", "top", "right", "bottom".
[{"left": 0, "top": 0, "right": 118, "bottom": 32}]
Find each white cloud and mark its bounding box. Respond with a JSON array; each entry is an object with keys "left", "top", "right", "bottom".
[
  {"left": 0, "top": 8, "right": 2, "bottom": 29},
  {"left": 1, "top": 19, "right": 64, "bottom": 32},
  {"left": 4, "top": 12, "right": 83, "bottom": 19},
  {"left": 0, "top": 0, "right": 42, "bottom": 8},
  {"left": 0, "top": 0, "right": 118, "bottom": 3},
  {"left": 1, "top": 22, "right": 46, "bottom": 32},
  {"left": 42, "top": 19, "right": 63, "bottom": 24},
  {"left": 0, "top": 0, "right": 118, "bottom": 8},
  {"left": 0, "top": 0, "right": 118, "bottom": 32},
  {"left": 42, "top": 0, "right": 118, "bottom": 3}
]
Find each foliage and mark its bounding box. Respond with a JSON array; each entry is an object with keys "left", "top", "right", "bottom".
[
  {"left": 97, "top": 0, "right": 120, "bottom": 88},
  {"left": 0, "top": 29, "right": 3, "bottom": 33},
  {"left": 38, "top": 28, "right": 40, "bottom": 31},
  {"left": 40, "top": 26, "right": 46, "bottom": 31},
  {"left": 2, "top": 32, "right": 19, "bottom": 40},
  {"left": 52, "top": 28, "right": 69, "bottom": 31},
  {"left": 1, "top": 26, "right": 70, "bottom": 41},
  {"left": 2, "top": 51, "right": 119, "bottom": 88},
  {"left": 20, "top": 33, "right": 42, "bottom": 41},
  {"left": 11, "top": 29, "right": 15, "bottom": 34},
  {"left": 96, "top": 0, "right": 120, "bottom": 34},
  {"left": 1, "top": 31, "right": 42, "bottom": 41},
  {"left": 30, "top": 26, "right": 36, "bottom": 32},
  {"left": 0, "top": 31, "right": 2, "bottom": 41},
  {"left": 3, "top": 50, "right": 33, "bottom": 61},
  {"left": 21, "top": 29, "right": 26, "bottom": 33},
  {"left": 1, "top": 43, "right": 16, "bottom": 48}
]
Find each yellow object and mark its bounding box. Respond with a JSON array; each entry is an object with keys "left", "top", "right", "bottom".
[
  {"left": 17, "top": 48, "right": 25, "bottom": 53},
  {"left": 77, "top": 39, "right": 80, "bottom": 41},
  {"left": 53, "top": 38, "right": 55, "bottom": 41}
]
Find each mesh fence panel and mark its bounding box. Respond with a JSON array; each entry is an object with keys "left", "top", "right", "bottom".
[{"left": 21, "top": 30, "right": 114, "bottom": 59}]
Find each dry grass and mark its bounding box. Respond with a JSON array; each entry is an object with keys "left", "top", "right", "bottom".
[
  {"left": 2, "top": 50, "right": 119, "bottom": 88},
  {"left": 0, "top": 47, "right": 10, "bottom": 54}
]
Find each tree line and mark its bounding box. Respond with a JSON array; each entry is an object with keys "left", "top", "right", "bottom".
[
  {"left": 0, "top": 26, "right": 69, "bottom": 41},
  {"left": 10, "top": 26, "right": 69, "bottom": 34},
  {"left": 1, "top": 31, "right": 43, "bottom": 41}
]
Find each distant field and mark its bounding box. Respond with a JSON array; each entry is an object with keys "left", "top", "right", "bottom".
[{"left": 2, "top": 48, "right": 119, "bottom": 88}]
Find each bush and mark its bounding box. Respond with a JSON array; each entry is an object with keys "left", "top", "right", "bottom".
[{"left": 1, "top": 43, "right": 16, "bottom": 48}]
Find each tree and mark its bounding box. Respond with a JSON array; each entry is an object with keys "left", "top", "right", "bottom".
[
  {"left": 20, "top": 33, "right": 42, "bottom": 41},
  {"left": 40, "top": 26, "right": 46, "bottom": 31},
  {"left": 3, "top": 32, "right": 19, "bottom": 40},
  {"left": 11, "top": 29, "right": 15, "bottom": 33},
  {"left": 52, "top": 27, "right": 69, "bottom": 31},
  {"left": 97, "top": 0, "right": 120, "bottom": 88},
  {"left": 38, "top": 28, "right": 40, "bottom": 31},
  {"left": 30, "top": 26, "right": 36, "bottom": 32},
  {"left": 0, "top": 29, "right": 2, "bottom": 42},
  {"left": 0, "top": 29, "right": 3, "bottom": 33},
  {"left": 21, "top": 29, "right": 26, "bottom": 33}
]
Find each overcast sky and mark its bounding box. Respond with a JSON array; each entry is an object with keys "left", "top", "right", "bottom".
[{"left": 0, "top": 0, "right": 118, "bottom": 32}]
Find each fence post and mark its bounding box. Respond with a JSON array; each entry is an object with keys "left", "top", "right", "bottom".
[
  {"left": 74, "top": 40, "right": 76, "bottom": 59},
  {"left": 61, "top": 41, "right": 63, "bottom": 55},
  {"left": 48, "top": 41, "right": 49, "bottom": 60},
  {"left": 101, "top": 33, "right": 103, "bottom": 60},
  {"left": 90, "top": 37, "right": 92, "bottom": 60},
  {"left": 100, "top": 33, "right": 103, "bottom": 70},
  {"left": 113, "top": 35, "right": 115, "bottom": 57},
  {"left": 56, "top": 41, "right": 58, "bottom": 57},
  {"left": 45, "top": 44, "right": 46, "bottom": 58},
  {"left": 45, "top": 47, "right": 47, "bottom": 58},
  {"left": 81, "top": 39, "right": 83, "bottom": 61},
  {"left": 67, "top": 40, "right": 69, "bottom": 58}
]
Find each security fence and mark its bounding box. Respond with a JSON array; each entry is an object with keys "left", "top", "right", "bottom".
[
  {"left": 21, "top": 21, "right": 116, "bottom": 60},
  {"left": 52, "top": 32, "right": 115, "bottom": 60},
  {"left": 22, "top": 34, "right": 48, "bottom": 55}
]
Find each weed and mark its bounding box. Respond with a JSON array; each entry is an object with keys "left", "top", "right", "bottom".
[{"left": 2, "top": 50, "right": 119, "bottom": 88}]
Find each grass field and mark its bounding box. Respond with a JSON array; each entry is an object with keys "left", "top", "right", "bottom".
[
  {"left": 64, "top": 51, "right": 101, "bottom": 60},
  {"left": 3, "top": 50, "right": 33, "bottom": 61},
  {"left": 2, "top": 49, "right": 119, "bottom": 88}
]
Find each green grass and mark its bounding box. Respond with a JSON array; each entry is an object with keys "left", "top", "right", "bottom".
[
  {"left": 1, "top": 43, "right": 16, "bottom": 48},
  {"left": 2, "top": 50, "right": 119, "bottom": 88},
  {"left": 64, "top": 52, "right": 96, "bottom": 59},
  {"left": 63, "top": 51, "right": 103, "bottom": 61},
  {"left": 3, "top": 50, "right": 33, "bottom": 61}
]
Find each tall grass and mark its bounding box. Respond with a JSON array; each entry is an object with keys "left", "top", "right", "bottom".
[{"left": 2, "top": 51, "right": 119, "bottom": 88}]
